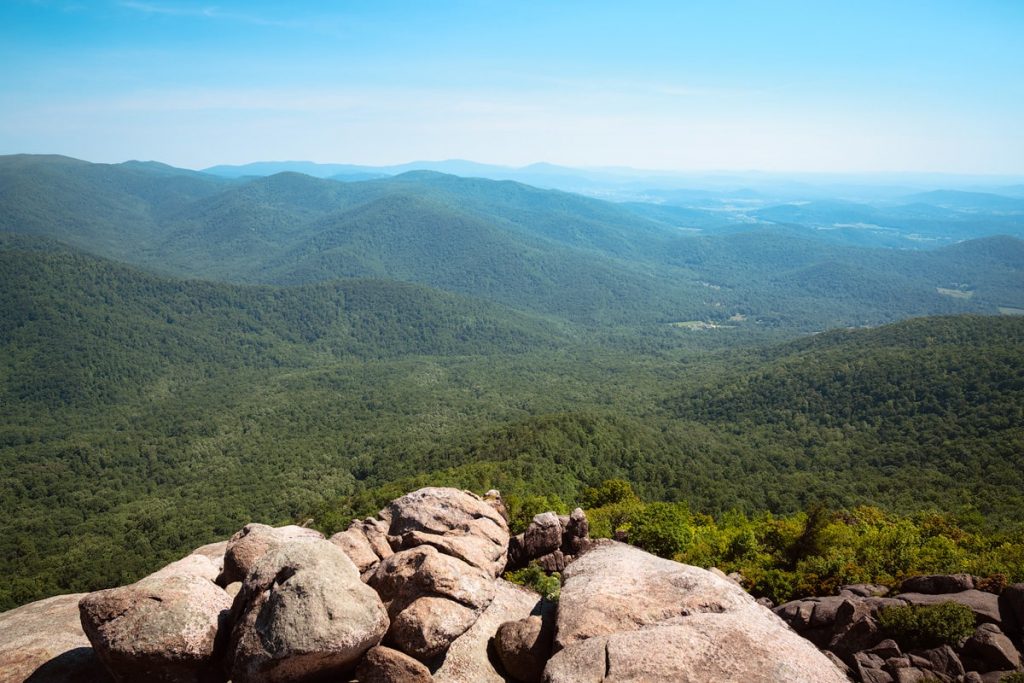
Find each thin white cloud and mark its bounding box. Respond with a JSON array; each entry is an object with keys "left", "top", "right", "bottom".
[{"left": 117, "top": 1, "right": 305, "bottom": 29}]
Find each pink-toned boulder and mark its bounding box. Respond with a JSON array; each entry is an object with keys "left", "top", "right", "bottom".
[
  {"left": 0, "top": 593, "right": 113, "bottom": 683},
  {"left": 368, "top": 545, "right": 495, "bottom": 661},
  {"left": 78, "top": 575, "right": 231, "bottom": 682},
  {"left": 354, "top": 645, "right": 432, "bottom": 683},
  {"left": 147, "top": 540, "right": 229, "bottom": 583},
  {"left": 385, "top": 487, "right": 509, "bottom": 575},
  {"left": 330, "top": 518, "right": 393, "bottom": 573},
  {"left": 543, "top": 541, "right": 849, "bottom": 683},
  {"left": 433, "top": 579, "right": 542, "bottom": 683},
  {"left": 220, "top": 523, "right": 323, "bottom": 584},
  {"left": 226, "top": 539, "right": 388, "bottom": 683}
]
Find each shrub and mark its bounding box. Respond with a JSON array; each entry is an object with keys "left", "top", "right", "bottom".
[
  {"left": 878, "top": 602, "right": 975, "bottom": 649},
  {"left": 999, "top": 673, "right": 1024, "bottom": 683},
  {"left": 505, "top": 562, "right": 561, "bottom": 603},
  {"left": 628, "top": 502, "right": 692, "bottom": 559},
  {"left": 750, "top": 568, "right": 797, "bottom": 605}
]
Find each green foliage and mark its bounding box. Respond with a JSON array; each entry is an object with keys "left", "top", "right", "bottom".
[
  {"left": 999, "top": 673, "right": 1024, "bottom": 683},
  {"left": 505, "top": 562, "right": 561, "bottom": 603},
  {"left": 1, "top": 208, "right": 1024, "bottom": 611},
  {"left": 504, "top": 494, "right": 570, "bottom": 535},
  {"left": 878, "top": 602, "right": 976, "bottom": 649},
  {"left": 626, "top": 502, "right": 693, "bottom": 558}
]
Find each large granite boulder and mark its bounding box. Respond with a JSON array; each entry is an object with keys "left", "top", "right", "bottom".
[
  {"left": 226, "top": 539, "right": 388, "bottom": 682},
  {"left": 544, "top": 541, "right": 849, "bottom": 682},
  {"left": 368, "top": 545, "right": 495, "bottom": 661},
  {"left": 385, "top": 487, "right": 510, "bottom": 575},
  {"left": 896, "top": 590, "right": 1002, "bottom": 625},
  {"left": 220, "top": 524, "right": 323, "bottom": 585},
  {"left": 961, "top": 623, "right": 1022, "bottom": 672},
  {"left": 78, "top": 575, "right": 231, "bottom": 683},
  {"left": 433, "top": 579, "right": 542, "bottom": 683},
  {"left": 0, "top": 593, "right": 112, "bottom": 683}
]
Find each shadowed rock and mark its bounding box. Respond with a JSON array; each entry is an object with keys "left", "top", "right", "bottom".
[
  {"left": 354, "top": 645, "right": 432, "bottom": 683},
  {"left": 0, "top": 593, "right": 112, "bottom": 683},
  {"left": 433, "top": 579, "right": 541, "bottom": 683}
]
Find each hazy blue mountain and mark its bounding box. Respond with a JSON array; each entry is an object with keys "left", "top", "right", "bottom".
[
  {"left": 3, "top": 154, "right": 1023, "bottom": 332},
  {"left": 901, "top": 190, "right": 1024, "bottom": 212}
]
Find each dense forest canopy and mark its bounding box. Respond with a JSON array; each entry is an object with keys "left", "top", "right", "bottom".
[{"left": 1, "top": 155, "right": 1023, "bottom": 610}]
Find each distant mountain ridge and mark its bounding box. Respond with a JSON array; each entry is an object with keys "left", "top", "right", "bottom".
[{"left": 2, "top": 154, "right": 1023, "bottom": 331}]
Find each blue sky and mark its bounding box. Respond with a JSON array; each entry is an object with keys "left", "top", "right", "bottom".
[{"left": 1, "top": 0, "right": 1022, "bottom": 173}]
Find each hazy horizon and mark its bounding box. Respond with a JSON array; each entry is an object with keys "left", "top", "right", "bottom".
[{"left": 2, "top": 1, "right": 1022, "bottom": 174}]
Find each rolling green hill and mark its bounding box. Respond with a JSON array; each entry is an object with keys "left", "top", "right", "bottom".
[
  {"left": 2, "top": 242, "right": 1021, "bottom": 608},
  {"left": 2, "top": 156, "right": 1024, "bottom": 611},
  {"left": 4, "top": 155, "right": 1023, "bottom": 331}
]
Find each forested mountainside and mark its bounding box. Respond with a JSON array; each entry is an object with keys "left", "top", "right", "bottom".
[
  {"left": 1, "top": 229, "right": 1021, "bottom": 608},
  {"left": 3, "top": 155, "right": 1023, "bottom": 330},
  {"left": 1, "top": 155, "right": 1022, "bottom": 612}
]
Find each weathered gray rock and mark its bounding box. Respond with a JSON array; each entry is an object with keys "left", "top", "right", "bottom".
[
  {"left": 563, "top": 508, "right": 590, "bottom": 556},
  {"left": 853, "top": 651, "right": 891, "bottom": 683},
  {"left": 0, "top": 593, "right": 113, "bottom": 683},
  {"left": 354, "top": 645, "right": 432, "bottom": 683},
  {"left": 897, "top": 590, "right": 1002, "bottom": 625},
  {"left": 523, "top": 513, "right": 562, "bottom": 559},
  {"left": 433, "top": 579, "right": 541, "bottom": 683},
  {"left": 220, "top": 523, "right": 323, "bottom": 585},
  {"left": 920, "top": 644, "right": 964, "bottom": 680},
  {"left": 544, "top": 542, "right": 848, "bottom": 682},
  {"left": 841, "top": 584, "right": 890, "bottom": 598},
  {"left": 962, "top": 623, "right": 1022, "bottom": 672},
  {"left": 495, "top": 612, "right": 553, "bottom": 683},
  {"left": 386, "top": 487, "right": 509, "bottom": 576},
  {"left": 226, "top": 539, "right": 388, "bottom": 682},
  {"left": 899, "top": 574, "right": 974, "bottom": 595},
  {"left": 368, "top": 545, "right": 495, "bottom": 661},
  {"left": 79, "top": 575, "right": 231, "bottom": 683}
]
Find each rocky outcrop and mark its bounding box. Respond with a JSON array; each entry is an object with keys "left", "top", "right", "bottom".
[
  {"left": 508, "top": 508, "right": 591, "bottom": 573},
  {"left": 776, "top": 573, "right": 1024, "bottom": 683},
  {"left": 385, "top": 487, "right": 510, "bottom": 576},
  {"left": 368, "top": 545, "right": 495, "bottom": 661},
  {"left": 0, "top": 593, "right": 112, "bottom": 683},
  {"left": 9, "top": 490, "right": 1020, "bottom": 683},
  {"left": 545, "top": 541, "right": 849, "bottom": 682},
  {"left": 220, "top": 524, "right": 323, "bottom": 585},
  {"left": 226, "top": 539, "right": 388, "bottom": 682},
  {"left": 329, "top": 518, "right": 393, "bottom": 574},
  {"left": 78, "top": 575, "right": 231, "bottom": 683},
  {"left": 433, "top": 579, "right": 541, "bottom": 683},
  {"left": 360, "top": 487, "right": 511, "bottom": 662}
]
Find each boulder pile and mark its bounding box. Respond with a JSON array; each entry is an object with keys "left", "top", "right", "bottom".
[
  {"left": 5, "top": 485, "right": 982, "bottom": 682},
  {"left": 775, "top": 574, "right": 1024, "bottom": 682}
]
